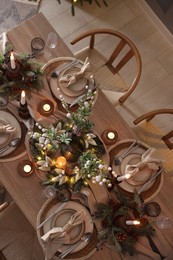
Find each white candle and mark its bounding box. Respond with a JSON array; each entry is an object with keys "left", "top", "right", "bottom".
[
  {"left": 10, "top": 52, "right": 16, "bottom": 69},
  {"left": 21, "top": 90, "right": 26, "bottom": 105},
  {"left": 43, "top": 103, "right": 51, "bottom": 112},
  {"left": 126, "top": 220, "right": 140, "bottom": 226},
  {"left": 107, "top": 131, "right": 115, "bottom": 140},
  {"left": 117, "top": 174, "right": 131, "bottom": 182},
  {"left": 23, "top": 165, "right": 32, "bottom": 173}
]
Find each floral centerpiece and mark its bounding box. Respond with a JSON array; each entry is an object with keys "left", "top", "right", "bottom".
[
  {"left": 93, "top": 191, "right": 155, "bottom": 256},
  {"left": 0, "top": 48, "right": 43, "bottom": 100},
  {"left": 29, "top": 89, "right": 114, "bottom": 192}
]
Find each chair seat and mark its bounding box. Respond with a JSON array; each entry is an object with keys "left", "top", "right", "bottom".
[
  {"left": 74, "top": 47, "right": 107, "bottom": 72},
  {"left": 0, "top": 202, "right": 44, "bottom": 260}
]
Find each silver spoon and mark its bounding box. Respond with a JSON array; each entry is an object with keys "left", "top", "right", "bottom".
[
  {"left": 0, "top": 137, "right": 21, "bottom": 154},
  {"left": 51, "top": 59, "right": 78, "bottom": 78},
  {"left": 114, "top": 140, "right": 139, "bottom": 165},
  {"left": 59, "top": 232, "right": 92, "bottom": 258}
]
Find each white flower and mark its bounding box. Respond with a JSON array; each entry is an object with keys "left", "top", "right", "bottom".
[
  {"left": 96, "top": 175, "right": 101, "bottom": 182},
  {"left": 36, "top": 156, "right": 53, "bottom": 171},
  {"left": 84, "top": 133, "right": 97, "bottom": 148},
  {"left": 67, "top": 113, "right": 71, "bottom": 118}
]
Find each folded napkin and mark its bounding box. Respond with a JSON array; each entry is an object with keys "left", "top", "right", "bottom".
[
  {"left": 41, "top": 210, "right": 85, "bottom": 243},
  {"left": 0, "top": 124, "right": 15, "bottom": 133},
  {"left": 59, "top": 57, "right": 90, "bottom": 87},
  {"left": 0, "top": 32, "right": 7, "bottom": 54},
  {"left": 125, "top": 147, "right": 163, "bottom": 178}
]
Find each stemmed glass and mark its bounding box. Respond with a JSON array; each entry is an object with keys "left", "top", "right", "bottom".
[
  {"left": 44, "top": 32, "right": 58, "bottom": 60},
  {"left": 42, "top": 185, "right": 57, "bottom": 199}
]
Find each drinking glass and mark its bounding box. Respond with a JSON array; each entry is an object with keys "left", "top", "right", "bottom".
[
  {"left": 31, "top": 37, "right": 45, "bottom": 56},
  {"left": 42, "top": 185, "right": 57, "bottom": 199},
  {"left": 157, "top": 216, "right": 172, "bottom": 229},
  {"left": 44, "top": 32, "right": 58, "bottom": 60}
]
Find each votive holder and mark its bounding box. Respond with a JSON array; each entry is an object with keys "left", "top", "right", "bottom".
[
  {"left": 18, "top": 102, "right": 31, "bottom": 120},
  {"left": 101, "top": 129, "right": 118, "bottom": 145},
  {"left": 37, "top": 99, "right": 54, "bottom": 116},
  {"left": 17, "top": 160, "right": 34, "bottom": 177}
]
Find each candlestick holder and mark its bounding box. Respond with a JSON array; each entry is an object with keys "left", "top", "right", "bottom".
[
  {"left": 6, "top": 61, "right": 22, "bottom": 82},
  {"left": 18, "top": 102, "right": 31, "bottom": 120},
  {"left": 101, "top": 129, "right": 118, "bottom": 145}
]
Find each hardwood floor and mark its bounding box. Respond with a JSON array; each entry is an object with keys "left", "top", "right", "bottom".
[{"left": 39, "top": 0, "right": 173, "bottom": 135}]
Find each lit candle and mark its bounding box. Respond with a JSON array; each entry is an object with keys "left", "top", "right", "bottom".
[
  {"left": 10, "top": 51, "right": 16, "bottom": 69},
  {"left": 107, "top": 131, "right": 115, "bottom": 140},
  {"left": 56, "top": 156, "right": 67, "bottom": 169},
  {"left": 117, "top": 173, "right": 131, "bottom": 182},
  {"left": 20, "top": 90, "right": 26, "bottom": 105},
  {"left": 23, "top": 164, "right": 32, "bottom": 173},
  {"left": 43, "top": 103, "right": 51, "bottom": 112},
  {"left": 125, "top": 220, "right": 140, "bottom": 226}
]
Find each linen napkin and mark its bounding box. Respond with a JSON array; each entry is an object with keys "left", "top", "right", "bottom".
[
  {"left": 125, "top": 147, "right": 163, "bottom": 178},
  {"left": 0, "top": 124, "right": 15, "bottom": 133},
  {"left": 41, "top": 210, "right": 85, "bottom": 260},
  {"left": 41, "top": 210, "right": 85, "bottom": 243},
  {"left": 0, "top": 32, "right": 7, "bottom": 53},
  {"left": 59, "top": 57, "right": 90, "bottom": 87}
]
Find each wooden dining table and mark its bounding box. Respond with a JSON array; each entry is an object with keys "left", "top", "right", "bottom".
[{"left": 1, "top": 12, "right": 173, "bottom": 260}]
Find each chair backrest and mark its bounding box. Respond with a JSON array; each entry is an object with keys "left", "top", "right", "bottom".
[
  {"left": 71, "top": 28, "right": 142, "bottom": 104},
  {"left": 133, "top": 109, "right": 173, "bottom": 150}
]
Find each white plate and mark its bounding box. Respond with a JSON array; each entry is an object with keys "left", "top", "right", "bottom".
[
  {"left": 43, "top": 201, "right": 93, "bottom": 254},
  {"left": 120, "top": 153, "right": 152, "bottom": 186},
  {"left": 109, "top": 139, "right": 164, "bottom": 202},
  {"left": 0, "top": 111, "right": 21, "bottom": 157}
]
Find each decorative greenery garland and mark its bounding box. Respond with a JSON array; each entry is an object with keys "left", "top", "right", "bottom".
[
  {"left": 0, "top": 50, "right": 43, "bottom": 100},
  {"left": 29, "top": 89, "right": 114, "bottom": 192},
  {"left": 93, "top": 191, "right": 155, "bottom": 256}
]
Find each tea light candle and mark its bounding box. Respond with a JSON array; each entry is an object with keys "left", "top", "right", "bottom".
[
  {"left": 20, "top": 90, "right": 26, "bottom": 105},
  {"left": 107, "top": 131, "right": 115, "bottom": 140},
  {"left": 117, "top": 173, "right": 131, "bottom": 182},
  {"left": 10, "top": 51, "right": 16, "bottom": 69},
  {"left": 125, "top": 220, "right": 140, "bottom": 226},
  {"left": 43, "top": 103, "right": 51, "bottom": 112},
  {"left": 23, "top": 164, "right": 32, "bottom": 173},
  {"left": 56, "top": 156, "right": 67, "bottom": 169}
]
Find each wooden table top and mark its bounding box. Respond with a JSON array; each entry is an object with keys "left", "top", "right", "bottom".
[{"left": 1, "top": 12, "right": 172, "bottom": 260}]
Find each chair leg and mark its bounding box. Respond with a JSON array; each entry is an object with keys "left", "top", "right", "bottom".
[
  {"left": 0, "top": 187, "right": 5, "bottom": 205},
  {"left": 162, "top": 130, "right": 173, "bottom": 150}
]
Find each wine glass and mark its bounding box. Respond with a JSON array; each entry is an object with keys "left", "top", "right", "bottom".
[
  {"left": 44, "top": 32, "right": 58, "bottom": 60},
  {"left": 157, "top": 216, "right": 172, "bottom": 229}
]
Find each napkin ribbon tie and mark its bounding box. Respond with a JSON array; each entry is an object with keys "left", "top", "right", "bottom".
[
  {"left": 59, "top": 57, "right": 90, "bottom": 87},
  {"left": 125, "top": 147, "right": 163, "bottom": 177},
  {"left": 41, "top": 210, "right": 85, "bottom": 243}
]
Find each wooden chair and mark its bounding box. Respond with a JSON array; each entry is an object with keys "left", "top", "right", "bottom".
[
  {"left": 0, "top": 201, "right": 44, "bottom": 260},
  {"left": 71, "top": 28, "right": 142, "bottom": 105},
  {"left": 133, "top": 109, "right": 173, "bottom": 150}
]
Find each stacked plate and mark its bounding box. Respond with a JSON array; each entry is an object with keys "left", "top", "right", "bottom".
[
  {"left": 37, "top": 197, "right": 97, "bottom": 260},
  {"left": 42, "top": 57, "right": 96, "bottom": 105},
  {"left": 109, "top": 139, "right": 164, "bottom": 202}
]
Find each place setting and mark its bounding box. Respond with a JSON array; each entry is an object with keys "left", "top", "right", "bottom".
[
  {"left": 36, "top": 196, "right": 97, "bottom": 260},
  {"left": 109, "top": 139, "right": 165, "bottom": 202},
  {"left": 42, "top": 56, "right": 98, "bottom": 107}
]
